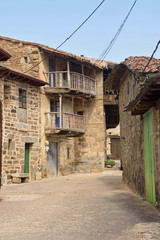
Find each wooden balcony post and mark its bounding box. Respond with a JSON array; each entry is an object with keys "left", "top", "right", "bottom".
[
  {"left": 59, "top": 94, "right": 62, "bottom": 128},
  {"left": 82, "top": 99, "right": 84, "bottom": 111},
  {"left": 67, "top": 61, "right": 71, "bottom": 88},
  {"left": 81, "top": 64, "right": 85, "bottom": 91},
  {"left": 72, "top": 96, "right": 74, "bottom": 113}
]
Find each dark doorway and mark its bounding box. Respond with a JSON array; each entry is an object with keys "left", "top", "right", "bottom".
[{"left": 105, "top": 105, "right": 119, "bottom": 129}]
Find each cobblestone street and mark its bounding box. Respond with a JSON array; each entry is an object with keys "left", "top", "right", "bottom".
[{"left": 0, "top": 170, "right": 160, "bottom": 240}]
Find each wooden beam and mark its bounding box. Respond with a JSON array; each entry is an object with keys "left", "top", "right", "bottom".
[
  {"left": 72, "top": 96, "right": 74, "bottom": 113},
  {"left": 67, "top": 61, "right": 71, "bottom": 88},
  {"left": 59, "top": 94, "right": 62, "bottom": 128},
  {"left": 82, "top": 99, "right": 85, "bottom": 111}
]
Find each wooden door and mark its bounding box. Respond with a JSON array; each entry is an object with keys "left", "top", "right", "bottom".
[
  {"left": 0, "top": 101, "right": 2, "bottom": 187},
  {"left": 111, "top": 136, "right": 120, "bottom": 159},
  {"left": 49, "top": 59, "right": 55, "bottom": 87},
  {"left": 24, "top": 143, "right": 30, "bottom": 173},
  {"left": 47, "top": 142, "right": 58, "bottom": 176},
  {"left": 143, "top": 109, "right": 156, "bottom": 205}
]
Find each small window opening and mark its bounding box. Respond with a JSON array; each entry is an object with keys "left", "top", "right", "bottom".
[
  {"left": 67, "top": 148, "right": 71, "bottom": 160},
  {"left": 19, "top": 89, "right": 27, "bottom": 109},
  {"left": 77, "top": 111, "right": 83, "bottom": 115},
  {"left": 24, "top": 57, "right": 28, "bottom": 63},
  {"left": 8, "top": 139, "right": 12, "bottom": 150}
]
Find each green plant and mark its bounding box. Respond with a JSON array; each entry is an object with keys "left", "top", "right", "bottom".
[{"left": 105, "top": 160, "right": 115, "bottom": 167}]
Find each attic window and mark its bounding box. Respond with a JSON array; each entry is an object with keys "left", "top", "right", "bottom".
[{"left": 24, "top": 57, "right": 28, "bottom": 63}]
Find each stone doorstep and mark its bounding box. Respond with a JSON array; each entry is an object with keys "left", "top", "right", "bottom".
[{"left": 11, "top": 173, "right": 29, "bottom": 184}]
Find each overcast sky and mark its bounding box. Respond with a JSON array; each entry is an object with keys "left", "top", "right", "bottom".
[{"left": 0, "top": 0, "right": 159, "bottom": 63}]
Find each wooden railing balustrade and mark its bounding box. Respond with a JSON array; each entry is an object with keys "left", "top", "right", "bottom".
[
  {"left": 44, "top": 71, "right": 96, "bottom": 95},
  {"left": 45, "top": 112, "right": 85, "bottom": 133}
]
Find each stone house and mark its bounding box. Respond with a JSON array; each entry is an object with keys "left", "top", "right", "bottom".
[
  {"left": 0, "top": 47, "right": 47, "bottom": 184},
  {"left": 0, "top": 36, "right": 116, "bottom": 179},
  {"left": 106, "top": 56, "right": 160, "bottom": 206}
]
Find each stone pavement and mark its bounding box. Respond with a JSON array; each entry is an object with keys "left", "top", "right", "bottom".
[{"left": 0, "top": 170, "right": 160, "bottom": 240}]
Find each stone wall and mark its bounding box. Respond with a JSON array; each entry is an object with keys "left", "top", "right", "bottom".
[
  {"left": 74, "top": 70, "right": 106, "bottom": 173},
  {"left": 119, "top": 71, "right": 160, "bottom": 206},
  {"left": 119, "top": 72, "right": 145, "bottom": 196},
  {"left": 0, "top": 37, "right": 40, "bottom": 77},
  {"left": 1, "top": 77, "right": 41, "bottom": 184}
]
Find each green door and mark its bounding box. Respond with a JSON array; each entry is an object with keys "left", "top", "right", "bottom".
[
  {"left": 143, "top": 109, "right": 156, "bottom": 205},
  {"left": 24, "top": 143, "right": 29, "bottom": 173}
]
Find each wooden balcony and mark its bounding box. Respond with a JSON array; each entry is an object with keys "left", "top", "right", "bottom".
[
  {"left": 45, "top": 112, "right": 85, "bottom": 136},
  {"left": 44, "top": 71, "right": 96, "bottom": 96},
  {"left": 104, "top": 89, "right": 118, "bottom": 105}
]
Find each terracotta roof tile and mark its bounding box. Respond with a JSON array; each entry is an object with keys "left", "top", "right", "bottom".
[
  {"left": 0, "top": 36, "right": 111, "bottom": 69},
  {"left": 0, "top": 47, "right": 11, "bottom": 61},
  {"left": 0, "top": 65, "right": 47, "bottom": 86},
  {"left": 123, "top": 56, "right": 160, "bottom": 73}
]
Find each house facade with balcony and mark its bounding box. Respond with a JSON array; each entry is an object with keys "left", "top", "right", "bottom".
[{"left": 0, "top": 36, "right": 113, "bottom": 177}]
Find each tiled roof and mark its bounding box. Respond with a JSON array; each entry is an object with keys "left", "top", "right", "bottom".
[
  {"left": 0, "top": 47, "right": 11, "bottom": 61},
  {"left": 0, "top": 65, "right": 47, "bottom": 86},
  {"left": 123, "top": 56, "right": 160, "bottom": 73},
  {"left": 0, "top": 36, "right": 113, "bottom": 69}
]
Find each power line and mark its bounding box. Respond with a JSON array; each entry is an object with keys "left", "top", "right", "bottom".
[
  {"left": 143, "top": 40, "right": 160, "bottom": 72},
  {"left": 24, "top": 0, "right": 106, "bottom": 73},
  {"left": 97, "top": 0, "right": 137, "bottom": 64}
]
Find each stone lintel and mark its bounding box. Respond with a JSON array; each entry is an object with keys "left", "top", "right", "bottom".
[{"left": 21, "top": 136, "right": 38, "bottom": 143}]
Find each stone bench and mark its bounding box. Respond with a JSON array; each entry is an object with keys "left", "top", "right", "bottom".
[{"left": 11, "top": 173, "right": 29, "bottom": 184}]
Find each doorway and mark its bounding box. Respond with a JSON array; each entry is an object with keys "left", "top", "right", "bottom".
[
  {"left": 24, "top": 143, "right": 30, "bottom": 173},
  {"left": 47, "top": 142, "right": 58, "bottom": 176},
  {"left": 143, "top": 109, "right": 156, "bottom": 205}
]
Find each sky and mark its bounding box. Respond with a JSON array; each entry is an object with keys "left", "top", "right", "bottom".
[{"left": 0, "top": 0, "right": 160, "bottom": 63}]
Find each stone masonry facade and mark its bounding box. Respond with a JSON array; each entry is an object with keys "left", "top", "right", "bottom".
[
  {"left": 74, "top": 71, "right": 105, "bottom": 173},
  {"left": 0, "top": 36, "right": 106, "bottom": 179},
  {"left": 118, "top": 72, "right": 145, "bottom": 196},
  {"left": 108, "top": 57, "right": 160, "bottom": 206},
  {"left": 0, "top": 76, "right": 42, "bottom": 184}
]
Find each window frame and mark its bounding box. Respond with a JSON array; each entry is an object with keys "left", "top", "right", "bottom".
[{"left": 19, "top": 88, "right": 27, "bottom": 109}]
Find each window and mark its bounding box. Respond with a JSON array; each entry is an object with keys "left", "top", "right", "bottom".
[
  {"left": 24, "top": 57, "right": 28, "bottom": 63},
  {"left": 50, "top": 99, "right": 56, "bottom": 112},
  {"left": 67, "top": 148, "right": 71, "bottom": 160},
  {"left": 19, "top": 89, "right": 27, "bottom": 109},
  {"left": 8, "top": 139, "right": 12, "bottom": 150},
  {"left": 77, "top": 111, "right": 83, "bottom": 115}
]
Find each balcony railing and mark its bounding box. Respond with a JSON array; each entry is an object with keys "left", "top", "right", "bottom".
[
  {"left": 44, "top": 71, "right": 96, "bottom": 95},
  {"left": 45, "top": 112, "right": 85, "bottom": 133}
]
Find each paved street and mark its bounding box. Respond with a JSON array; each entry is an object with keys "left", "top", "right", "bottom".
[{"left": 0, "top": 170, "right": 160, "bottom": 240}]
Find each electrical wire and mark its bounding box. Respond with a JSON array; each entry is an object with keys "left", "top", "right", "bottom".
[
  {"left": 143, "top": 40, "right": 160, "bottom": 72},
  {"left": 24, "top": 0, "right": 105, "bottom": 73},
  {"left": 97, "top": 0, "right": 137, "bottom": 64}
]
